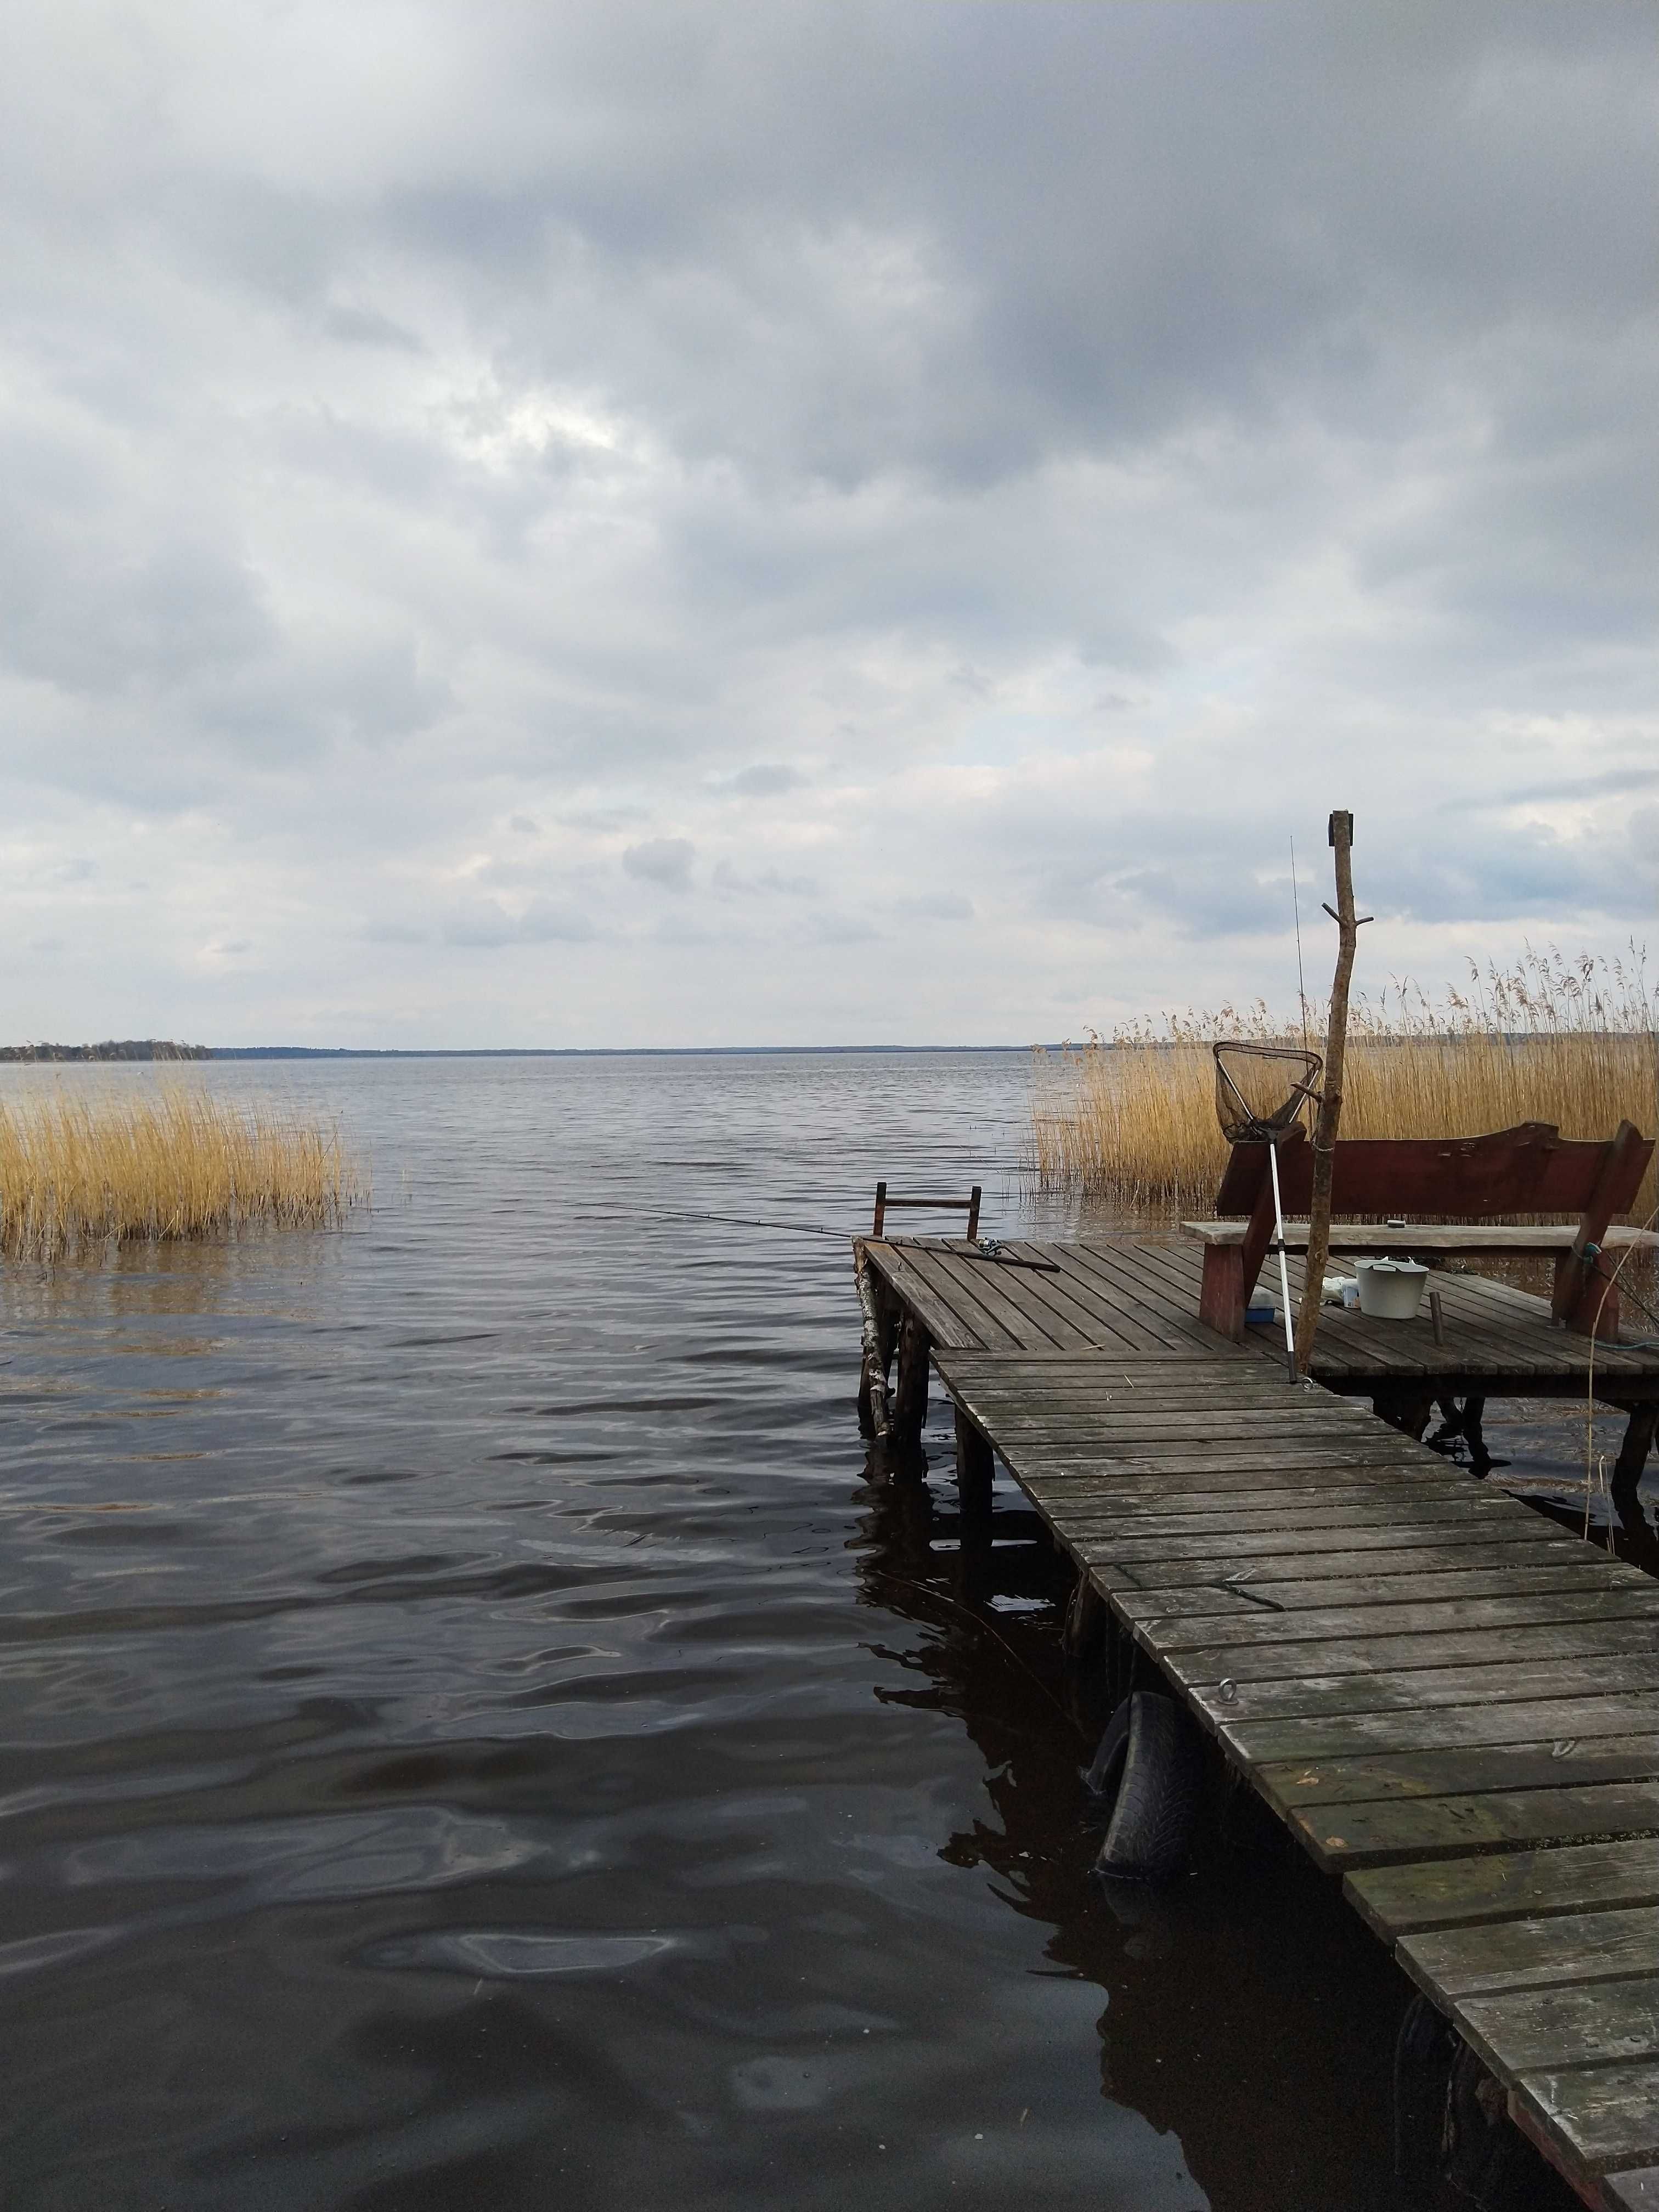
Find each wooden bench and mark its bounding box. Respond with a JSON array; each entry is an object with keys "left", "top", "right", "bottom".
[{"left": 1183, "top": 1120, "right": 1654, "bottom": 1342}]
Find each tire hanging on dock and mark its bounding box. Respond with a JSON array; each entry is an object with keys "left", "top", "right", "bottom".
[
  {"left": 1084, "top": 1691, "right": 1203, "bottom": 1883},
  {"left": 1393, "top": 1995, "right": 1547, "bottom": 2209},
  {"left": 1393, "top": 1992, "right": 1456, "bottom": 2185}
]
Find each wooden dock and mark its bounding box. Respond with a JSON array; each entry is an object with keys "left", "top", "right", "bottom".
[{"left": 857, "top": 1232, "right": 1659, "bottom": 2207}]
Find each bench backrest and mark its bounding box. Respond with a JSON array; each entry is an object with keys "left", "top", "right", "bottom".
[{"left": 1214, "top": 1120, "right": 1651, "bottom": 1222}]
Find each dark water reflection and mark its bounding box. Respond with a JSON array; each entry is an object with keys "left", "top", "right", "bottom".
[{"left": 0, "top": 1055, "right": 1600, "bottom": 2209}]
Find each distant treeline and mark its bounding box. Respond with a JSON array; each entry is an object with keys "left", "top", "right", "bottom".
[{"left": 0, "top": 1040, "right": 210, "bottom": 1063}]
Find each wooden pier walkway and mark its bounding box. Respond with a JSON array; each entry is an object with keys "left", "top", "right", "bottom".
[{"left": 858, "top": 1233, "right": 1659, "bottom": 2207}]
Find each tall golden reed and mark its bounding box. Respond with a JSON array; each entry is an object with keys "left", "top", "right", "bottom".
[
  {"left": 1032, "top": 948, "right": 1659, "bottom": 1219},
  {"left": 0, "top": 1086, "right": 364, "bottom": 1260}
]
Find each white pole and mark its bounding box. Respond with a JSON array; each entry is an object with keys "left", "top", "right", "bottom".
[{"left": 1268, "top": 1139, "right": 1297, "bottom": 1381}]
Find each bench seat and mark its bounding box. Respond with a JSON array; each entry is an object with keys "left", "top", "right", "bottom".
[
  {"left": 1192, "top": 1120, "right": 1653, "bottom": 1341},
  {"left": 1183, "top": 1221, "right": 1658, "bottom": 1256}
]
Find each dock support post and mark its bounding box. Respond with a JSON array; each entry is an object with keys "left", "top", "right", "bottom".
[
  {"left": 1102, "top": 1613, "right": 1145, "bottom": 1711},
  {"left": 1462, "top": 1394, "right": 1488, "bottom": 1472},
  {"left": 1427, "top": 1393, "right": 1494, "bottom": 1476},
  {"left": 954, "top": 1405, "right": 994, "bottom": 1524},
  {"left": 1062, "top": 1571, "right": 1108, "bottom": 1661},
  {"left": 854, "top": 1245, "right": 896, "bottom": 1442},
  {"left": 1611, "top": 1403, "right": 1658, "bottom": 1533},
  {"left": 1372, "top": 1384, "right": 1435, "bottom": 1442},
  {"left": 893, "top": 1316, "right": 932, "bottom": 1446}
]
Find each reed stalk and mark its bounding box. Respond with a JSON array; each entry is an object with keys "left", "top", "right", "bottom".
[
  {"left": 1032, "top": 946, "right": 1659, "bottom": 1221},
  {"left": 0, "top": 1085, "right": 365, "bottom": 1260}
]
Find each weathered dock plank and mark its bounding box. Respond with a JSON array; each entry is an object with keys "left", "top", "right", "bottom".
[
  {"left": 1602, "top": 2161, "right": 1659, "bottom": 2205},
  {"left": 1265, "top": 1735, "right": 1659, "bottom": 1815},
  {"left": 1081, "top": 1520, "right": 1567, "bottom": 1568},
  {"left": 861, "top": 1244, "right": 986, "bottom": 1351},
  {"left": 1295, "top": 1780, "right": 1659, "bottom": 1872},
  {"left": 1130, "top": 1559, "right": 1636, "bottom": 1618},
  {"left": 1185, "top": 1653, "right": 1659, "bottom": 1726},
  {"left": 1464, "top": 1974, "right": 1659, "bottom": 2072},
  {"left": 881, "top": 1244, "right": 1025, "bottom": 1349},
  {"left": 1515, "top": 2066, "right": 1659, "bottom": 2180},
  {"left": 1123, "top": 1539, "right": 1585, "bottom": 1590},
  {"left": 1005, "top": 1240, "right": 1226, "bottom": 1355},
  {"left": 1403, "top": 1905, "right": 1659, "bottom": 2001},
  {"left": 1229, "top": 1694, "right": 1659, "bottom": 1767},
  {"left": 1346, "top": 1838, "right": 1659, "bottom": 1937},
  {"left": 1116, "top": 1589, "right": 1659, "bottom": 1650}
]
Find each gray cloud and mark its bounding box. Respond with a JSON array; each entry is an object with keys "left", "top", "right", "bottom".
[
  {"left": 319, "top": 303, "right": 424, "bottom": 352},
  {"left": 441, "top": 899, "right": 595, "bottom": 947},
  {"left": 622, "top": 838, "right": 695, "bottom": 892},
  {"left": 0, "top": 2, "right": 1651, "bottom": 1045},
  {"left": 721, "top": 764, "right": 805, "bottom": 798},
  {"left": 899, "top": 893, "right": 974, "bottom": 923},
  {"left": 1496, "top": 769, "right": 1659, "bottom": 808},
  {"left": 712, "top": 860, "right": 818, "bottom": 897},
  {"left": 520, "top": 898, "right": 597, "bottom": 943}
]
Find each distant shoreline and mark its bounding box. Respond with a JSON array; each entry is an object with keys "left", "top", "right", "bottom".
[
  {"left": 208, "top": 1043, "right": 1045, "bottom": 1058},
  {"left": 0, "top": 1040, "right": 210, "bottom": 1063},
  {"left": 3, "top": 1041, "right": 1046, "bottom": 1062},
  {"left": 6, "top": 1035, "right": 1615, "bottom": 1064}
]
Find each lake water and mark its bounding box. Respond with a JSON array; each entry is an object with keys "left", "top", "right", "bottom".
[{"left": 0, "top": 1053, "right": 1602, "bottom": 2210}]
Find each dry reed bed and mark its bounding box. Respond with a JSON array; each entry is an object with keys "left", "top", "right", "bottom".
[
  {"left": 0, "top": 1087, "right": 364, "bottom": 1260},
  {"left": 1033, "top": 951, "right": 1659, "bottom": 1220}
]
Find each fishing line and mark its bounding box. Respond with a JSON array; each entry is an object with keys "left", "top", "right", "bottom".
[
  {"left": 567, "top": 1201, "right": 1063, "bottom": 1270},
  {"left": 1290, "top": 833, "right": 1310, "bottom": 1061},
  {"left": 569, "top": 1202, "right": 991, "bottom": 1244},
  {"left": 572, "top": 1204, "right": 862, "bottom": 1240},
  {"left": 1587, "top": 1251, "right": 1659, "bottom": 1345},
  {"left": 862, "top": 1568, "right": 1086, "bottom": 1738},
  {"left": 1583, "top": 1202, "right": 1659, "bottom": 1545}
]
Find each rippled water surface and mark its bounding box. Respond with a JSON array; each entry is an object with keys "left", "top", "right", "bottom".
[{"left": 4, "top": 1054, "right": 1598, "bottom": 2210}]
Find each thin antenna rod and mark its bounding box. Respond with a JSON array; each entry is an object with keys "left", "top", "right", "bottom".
[{"left": 1290, "top": 834, "right": 1310, "bottom": 1061}]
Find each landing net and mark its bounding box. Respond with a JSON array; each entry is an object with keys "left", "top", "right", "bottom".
[{"left": 1212, "top": 1041, "right": 1322, "bottom": 1144}]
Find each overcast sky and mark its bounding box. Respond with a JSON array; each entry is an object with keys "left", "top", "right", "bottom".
[{"left": 2, "top": 2, "right": 1653, "bottom": 1047}]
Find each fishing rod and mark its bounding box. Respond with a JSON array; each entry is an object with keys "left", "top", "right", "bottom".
[
  {"left": 570, "top": 1203, "right": 1062, "bottom": 1268},
  {"left": 884, "top": 1235, "right": 1061, "bottom": 1273},
  {"left": 609, "top": 1205, "right": 854, "bottom": 1239}
]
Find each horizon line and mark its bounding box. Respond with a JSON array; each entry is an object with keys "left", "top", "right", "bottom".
[{"left": 204, "top": 1043, "right": 1051, "bottom": 1058}]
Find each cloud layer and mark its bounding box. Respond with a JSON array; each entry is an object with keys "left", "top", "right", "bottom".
[{"left": 2, "top": 1, "right": 1654, "bottom": 1044}]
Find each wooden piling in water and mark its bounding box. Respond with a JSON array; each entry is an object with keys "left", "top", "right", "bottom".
[{"left": 853, "top": 1243, "right": 893, "bottom": 1442}]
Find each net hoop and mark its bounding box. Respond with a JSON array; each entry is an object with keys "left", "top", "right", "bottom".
[{"left": 1212, "top": 1041, "right": 1322, "bottom": 1144}]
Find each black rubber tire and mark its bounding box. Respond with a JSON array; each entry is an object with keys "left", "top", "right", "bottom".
[
  {"left": 1084, "top": 1691, "right": 1202, "bottom": 1884},
  {"left": 1393, "top": 1991, "right": 1454, "bottom": 2183},
  {"left": 1395, "top": 2001, "right": 1565, "bottom": 2207},
  {"left": 1446, "top": 2040, "right": 1548, "bottom": 2210},
  {"left": 1082, "top": 1692, "right": 1134, "bottom": 1798}
]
